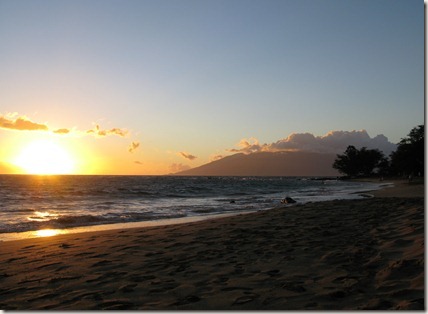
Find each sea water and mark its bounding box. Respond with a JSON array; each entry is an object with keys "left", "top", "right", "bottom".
[{"left": 0, "top": 175, "right": 384, "bottom": 240}]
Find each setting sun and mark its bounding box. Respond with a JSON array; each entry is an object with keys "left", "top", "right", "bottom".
[{"left": 14, "top": 140, "right": 75, "bottom": 174}]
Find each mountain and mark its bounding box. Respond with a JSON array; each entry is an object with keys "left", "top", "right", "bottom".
[{"left": 174, "top": 151, "right": 341, "bottom": 177}]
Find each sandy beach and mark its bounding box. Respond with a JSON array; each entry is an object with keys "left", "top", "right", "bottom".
[{"left": 0, "top": 180, "right": 424, "bottom": 310}]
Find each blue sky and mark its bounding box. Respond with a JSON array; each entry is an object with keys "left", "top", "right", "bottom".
[{"left": 0, "top": 0, "right": 424, "bottom": 174}]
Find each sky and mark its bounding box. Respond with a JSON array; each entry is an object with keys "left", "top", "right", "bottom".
[{"left": 0, "top": 0, "right": 424, "bottom": 175}]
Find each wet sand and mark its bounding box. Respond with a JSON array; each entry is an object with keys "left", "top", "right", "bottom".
[
  {"left": 371, "top": 179, "right": 425, "bottom": 198},
  {"left": 0, "top": 182, "right": 424, "bottom": 310}
]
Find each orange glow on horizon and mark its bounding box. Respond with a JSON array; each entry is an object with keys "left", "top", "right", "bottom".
[
  {"left": 13, "top": 139, "right": 76, "bottom": 175},
  {"left": 3, "top": 131, "right": 177, "bottom": 176}
]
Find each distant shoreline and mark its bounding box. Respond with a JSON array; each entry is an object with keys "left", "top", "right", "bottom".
[{"left": 349, "top": 177, "right": 424, "bottom": 198}]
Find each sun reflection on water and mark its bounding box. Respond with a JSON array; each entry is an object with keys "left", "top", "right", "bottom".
[{"left": 27, "top": 211, "right": 58, "bottom": 222}]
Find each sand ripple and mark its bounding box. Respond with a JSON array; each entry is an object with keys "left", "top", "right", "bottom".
[{"left": 0, "top": 197, "right": 424, "bottom": 310}]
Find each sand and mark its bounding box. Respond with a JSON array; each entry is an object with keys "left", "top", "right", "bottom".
[
  {"left": 0, "top": 181, "right": 424, "bottom": 310},
  {"left": 371, "top": 179, "right": 425, "bottom": 198}
]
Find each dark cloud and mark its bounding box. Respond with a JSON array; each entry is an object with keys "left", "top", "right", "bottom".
[
  {"left": 0, "top": 115, "right": 48, "bottom": 131},
  {"left": 134, "top": 161, "right": 143, "bottom": 165},
  {"left": 179, "top": 152, "right": 197, "bottom": 161}
]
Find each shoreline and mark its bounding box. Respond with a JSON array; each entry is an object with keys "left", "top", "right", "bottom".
[
  {"left": 0, "top": 179, "right": 393, "bottom": 242},
  {"left": 0, "top": 211, "right": 253, "bottom": 242},
  {"left": 0, "top": 181, "right": 424, "bottom": 310},
  {"left": 351, "top": 177, "right": 424, "bottom": 198}
]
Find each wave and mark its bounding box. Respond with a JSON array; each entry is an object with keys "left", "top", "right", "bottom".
[
  {"left": 0, "top": 210, "right": 189, "bottom": 233},
  {"left": 0, "top": 175, "right": 384, "bottom": 235}
]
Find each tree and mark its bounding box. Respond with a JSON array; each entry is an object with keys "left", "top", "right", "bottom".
[
  {"left": 333, "top": 146, "right": 360, "bottom": 177},
  {"left": 390, "top": 125, "right": 424, "bottom": 176},
  {"left": 376, "top": 157, "right": 391, "bottom": 177},
  {"left": 333, "top": 145, "right": 387, "bottom": 177},
  {"left": 358, "top": 147, "right": 386, "bottom": 176}
]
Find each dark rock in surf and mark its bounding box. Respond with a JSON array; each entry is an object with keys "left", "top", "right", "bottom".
[{"left": 281, "top": 197, "right": 297, "bottom": 204}]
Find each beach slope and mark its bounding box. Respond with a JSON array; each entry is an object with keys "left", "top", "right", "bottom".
[{"left": 0, "top": 188, "right": 424, "bottom": 310}]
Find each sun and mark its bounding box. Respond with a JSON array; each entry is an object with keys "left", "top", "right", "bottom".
[{"left": 14, "top": 139, "right": 75, "bottom": 175}]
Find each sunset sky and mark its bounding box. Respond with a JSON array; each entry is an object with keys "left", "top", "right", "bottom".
[{"left": 0, "top": 0, "right": 424, "bottom": 175}]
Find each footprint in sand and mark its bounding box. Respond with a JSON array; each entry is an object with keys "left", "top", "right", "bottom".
[
  {"left": 119, "top": 283, "right": 138, "bottom": 293},
  {"left": 171, "top": 295, "right": 201, "bottom": 306},
  {"left": 59, "top": 243, "right": 72, "bottom": 249},
  {"left": 91, "top": 260, "right": 112, "bottom": 267},
  {"left": 233, "top": 293, "right": 259, "bottom": 305}
]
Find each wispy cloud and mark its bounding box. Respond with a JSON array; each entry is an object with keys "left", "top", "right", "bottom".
[
  {"left": 0, "top": 113, "right": 134, "bottom": 143},
  {"left": 169, "top": 163, "right": 191, "bottom": 173},
  {"left": 229, "top": 130, "right": 397, "bottom": 155},
  {"left": 210, "top": 154, "right": 224, "bottom": 162},
  {"left": 227, "top": 137, "right": 262, "bottom": 154},
  {"left": 0, "top": 114, "right": 48, "bottom": 131},
  {"left": 128, "top": 141, "right": 140, "bottom": 153},
  {"left": 178, "top": 151, "right": 197, "bottom": 161},
  {"left": 86, "top": 124, "right": 128, "bottom": 137},
  {"left": 134, "top": 161, "right": 143, "bottom": 165},
  {"left": 53, "top": 128, "right": 71, "bottom": 134}
]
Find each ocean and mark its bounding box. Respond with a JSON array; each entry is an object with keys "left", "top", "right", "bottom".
[{"left": 0, "top": 175, "right": 385, "bottom": 241}]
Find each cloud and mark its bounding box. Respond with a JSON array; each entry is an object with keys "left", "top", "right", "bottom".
[
  {"left": 53, "top": 128, "right": 70, "bottom": 134},
  {"left": 178, "top": 151, "right": 197, "bottom": 161},
  {"left": 229, "top": 130, "right": 397, "bottom": 155},
  {"left": 228, "top": 137, "right": 262, "bottom": 154},
  {"left": 270, "top": 130, "right": 397, "bottom": 155},
  {"left": 109, "top": 128, "right": 128, "bottom": 137},
  {"left": 0, "top": 113, "right": 134, "bottom": 141},
  {"left": 169, "top": 163, "right": 191, "bottom": 173},
  {"left": 210, "top": 154, "right": 225, "bottom": 162},
  {"left": 0, "top": 115, "right": 48, "bottom": 131},
  {"left": 86, "top": 124, "right": 128, "bottom": 137},
  {"left": 128, "top": 141, "right": 140, "bottom": 153},
  {"left": 134, "top": 161, "right": 143, "bottom": 165}
]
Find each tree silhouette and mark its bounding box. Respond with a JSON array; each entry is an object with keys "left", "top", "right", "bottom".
[
  {"left": 333, "top": 146, "right": 386, "bottom": 177},
  {"left": 390, "top": 125, "right": 424, "bottom": 176},
  {"left": 333, "top": 146, "right": 360, "bottom": 177}
]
